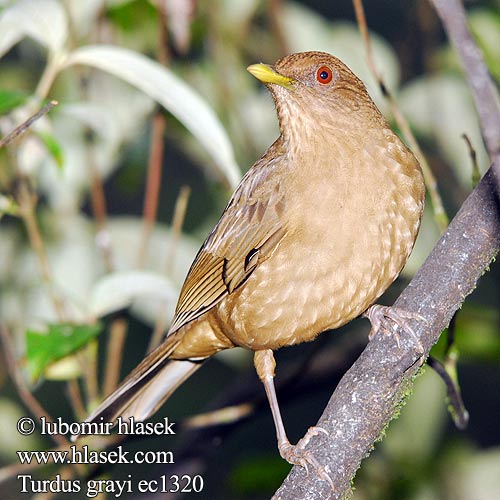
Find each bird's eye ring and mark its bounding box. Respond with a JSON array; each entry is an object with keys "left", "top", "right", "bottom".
[{"left": 316, "top": 66, "right": 333, "bottom": 84}]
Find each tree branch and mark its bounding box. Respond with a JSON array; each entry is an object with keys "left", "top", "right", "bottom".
[
  {"left": 273, "top": 158, "right": 500, "bottom": 500},
  {"left": 274, "top": 1, "right": 500, "bottom": 497},
  {"left": 431, "top": 0, "right": 500, "bottom": 161}
]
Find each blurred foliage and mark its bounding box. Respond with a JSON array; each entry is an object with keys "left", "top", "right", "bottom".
[
  {"left": 26, "top": 323, "right": 102, "bottom": 380},
  {"left": 0, "top": 0, "right": 499, "bottom": 499},
  {"left": 0, "top": 89, "right": 28, "bottom": 114}
]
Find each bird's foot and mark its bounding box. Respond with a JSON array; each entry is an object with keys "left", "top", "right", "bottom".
[
  {"left": 278, "top": 426, "right": 334, "bottom": 490},
  {"left": 364, "top": 304, "right": 426, "bottom": 354}
]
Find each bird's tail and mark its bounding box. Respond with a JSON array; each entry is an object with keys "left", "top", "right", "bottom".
[{"left": 73, "top": 332, "right": 202, "bottom": 439}]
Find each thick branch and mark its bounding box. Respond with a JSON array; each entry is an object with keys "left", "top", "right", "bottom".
[
  {"left": 273, "top": 162, "right": 500, "bottom": 500},
  {"left": 274, "top": 1, "right": 500, "bottom": 497},
  {"left": 431, "top": 0, "right": 500, "bottom": 160}
]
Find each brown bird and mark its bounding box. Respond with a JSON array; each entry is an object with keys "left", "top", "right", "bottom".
[{"left": 79, "top": 51, "right": 425, "bottom": 482}]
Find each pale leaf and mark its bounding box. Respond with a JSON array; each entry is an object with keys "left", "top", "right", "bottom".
[
  {"left": 89, "top": 270, "right": 177, "bottom": 319},
  {"left": 0, "top": 0, "right": 68, "bottom": 58},
  {"left": 65, "top": 44, "right": 241, "bottom": 188}
]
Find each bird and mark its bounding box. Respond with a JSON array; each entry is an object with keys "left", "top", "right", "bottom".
[{"left": 78, "top": 51, "right": 425, "bottom": 484}]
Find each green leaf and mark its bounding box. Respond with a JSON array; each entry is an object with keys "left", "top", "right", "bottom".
[
  {"left": 0, "top": 194, "right": 19, "bottom": 219},
  {"left": 106, "top": 0, "right": 156, "bottom": 33},
  {"left": 35, "top": 130, "right": 64, "bottom": 169},
  {"left": 26, "top": 323, "right": 102, "bottom": 380},
  {"left": 0, "top": 89, "right": 28, "bottom": 115},
  {"left": 454, "top": 305, "right": 500, "bottom": 362},
  {"left": 469, "top": 9, "right": 500, "bottom": 84}
]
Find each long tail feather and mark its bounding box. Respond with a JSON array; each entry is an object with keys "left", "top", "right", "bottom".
[
  {"left": 73, "top": 333, "right": 202, "bottom": 440},
  {"left": 119, "top": 359, "right": 201, "bottom": 421}
]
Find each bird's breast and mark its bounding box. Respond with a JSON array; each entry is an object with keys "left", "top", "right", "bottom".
[{"left": 216, "top": 130, "right": 424, "bottom": 351}]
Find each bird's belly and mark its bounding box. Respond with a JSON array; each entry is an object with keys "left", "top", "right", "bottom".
[{"left": 216, "top": 205, "right": 416, "bottom": 350}]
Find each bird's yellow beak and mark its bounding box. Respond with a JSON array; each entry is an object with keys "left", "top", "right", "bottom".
[{"left": 247, "top": 63, "right": 295, "bottom": 89}]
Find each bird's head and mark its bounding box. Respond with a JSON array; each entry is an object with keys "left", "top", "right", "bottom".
[{"left": 248, "top": 51, "right": 382, "bottom": 140}]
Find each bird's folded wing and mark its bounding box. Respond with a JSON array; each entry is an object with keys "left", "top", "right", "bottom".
[{"left": 169, "top": 151, "right": 287, "bottom": 334}]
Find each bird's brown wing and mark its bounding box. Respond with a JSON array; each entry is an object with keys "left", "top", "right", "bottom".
[{"left": 169, "top": 146, "right": 288, "bottom": 334}]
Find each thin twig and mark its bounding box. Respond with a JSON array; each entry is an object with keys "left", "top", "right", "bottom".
[
  {"left": 16, "top": 180, "right": 67, "bottom": 320},
  {"left": 67, "top": 379, "right": 86, "bottom": 421},
  {"left": 461, "top": 133, "right": 480, "bottom": 187},
  {"left": 34, "top": 58, "right": 60, "bottom": 100},
  {"left": 148, "top": 186, "right": 191, "bottom": 352},
  {"left": 83, "top": 133, "right": 121, "bottom": 414},
  {"left": 137, "top": 8, "right": 170, "bottom": 267},
  {"left": 0, "top": 101, "right": 58, "bottom": 148},
  {"left": 77, "top": 59, "right": 118, "bottom": 413},
  {"left": 427, "top": 356, "right": 469, "bottom": 430},
  {"left": 137, "top": 112, "right": 166, "bottom": 267},
  {"left": 83, "top": 138, "right": 116, "bottom": 414},
  {"left": 90, "top": 162, "right": 114, "bottom": 272},
  {"left": 156, "top": 0, "right": 171, "bottom": 66},
  {"left": 1, "top": 99, "right": 90, "bottom": 453},
  {"left": 431, "top": 0, "right": 500, "bottom": 161},
  {"left": 164, "top": 185, "right": 191, "bottom": 276},
  {"left": 184, "top": 403, "right": 254, "bottom": 429},
  {"left": 353, "top": 0, "right": 449, "bottom": 232},
  {"left": 77, "top": 342, "right": 100, "bottom": 409},
  {"left": 103, "top": 318, "right": 128, "bottom": 397}
]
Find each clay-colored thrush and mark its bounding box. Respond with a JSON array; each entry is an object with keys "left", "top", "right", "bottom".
[{"left": 79, "top": 52, "right": 425, "bottom": 481}]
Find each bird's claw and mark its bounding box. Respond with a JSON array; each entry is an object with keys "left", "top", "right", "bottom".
[
  {"left": 278, "top": 426, "right": 334, "bottom": 491},
  {"left": 364, "top": 304, "right": 426, "bottom": 355},
  {"left": 300, "top": 425, "right": 329, "bottom": 445}
]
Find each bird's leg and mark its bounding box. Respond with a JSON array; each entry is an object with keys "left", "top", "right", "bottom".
[
  {"left": 253, "top": 349, "right": 334, "bottom": 489},
  {"left": 364, "top": 304, "right": 426, "bottom": 354}
]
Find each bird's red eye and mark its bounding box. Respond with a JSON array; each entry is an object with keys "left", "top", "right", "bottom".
[{"left": 316, "top": 66, "right": 333, "bottom": 84}]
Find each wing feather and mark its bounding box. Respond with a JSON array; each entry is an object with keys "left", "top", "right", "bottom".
[{"left": 168, "top": 142, "right": 288, "bottom": 334}]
